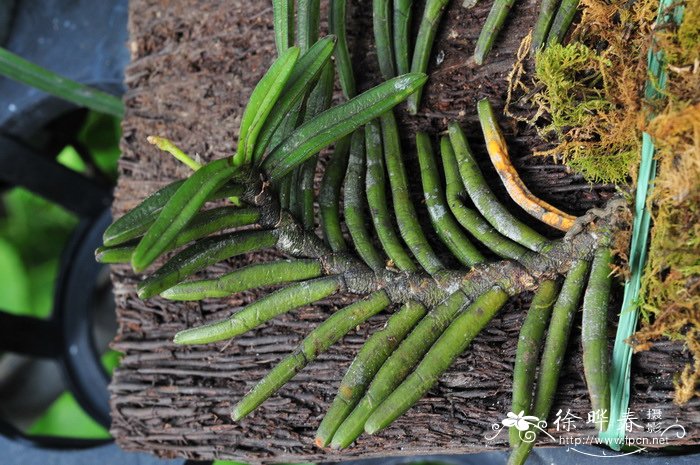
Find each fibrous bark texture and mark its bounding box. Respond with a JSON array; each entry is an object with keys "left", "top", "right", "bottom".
[{"left": 111, "top": 0, "right": 699, "bottom": 462}]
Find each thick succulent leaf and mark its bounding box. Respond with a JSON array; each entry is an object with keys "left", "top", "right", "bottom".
[
  {"left": 253, "top": 36, "right": 337, "bottom": 162},
  {"left": 261, "top": 72, "right": 427, "bottom": 181},
  {"left": 235, "top": 46, "right": 300, "bottom": 165},
  {"left": 131, "top": 157, "right": 239, "bottom": 272}
]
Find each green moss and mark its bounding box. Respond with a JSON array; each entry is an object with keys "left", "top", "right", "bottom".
[
  {"left": 533, "top": 43, "right": 612, "bottom": 136},
  {"left": 505, "top": 0, "right": 699, "bottom": 402},
  {"left": 676, "top": 0, "right": 700, "bottom": 63},
  {"left": 564, "top": 146, "right": 637, "bottom": 184},
  {"left": 528, "top": 40, "right": 640, "bottom": 184}
]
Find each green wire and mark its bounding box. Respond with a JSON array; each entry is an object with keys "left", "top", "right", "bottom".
[{"left": 599, "top": 0, "right": 685, "bottom": 450}]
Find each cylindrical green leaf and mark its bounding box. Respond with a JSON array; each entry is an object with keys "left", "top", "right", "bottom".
[
  {"left": 236, "top": 46, "right": 300, "bottom": 164},
  {"left": 381, "top": 112, "right": 443, "bottom": 274},
  {"left": 137, "top": 229, "right": 277, "bottom": 299},
  {"left": 329, "top": 0, "right": 357, "bottom": 98},
  {"left": 406, "top": 0, "right": 449, "bottom": 114},
  {"left": 95, "top": 243, "right": 135, "bottom": 264},
  {"left": 161, "top": 259, "right": 323, "bottom": 300},
  {"left": 232, "top": 291, "right": 391, "bottom": 420},
  {"left": 364, "top": 119, "right": 415, "bottom": 271},
  {"left": 532, "top": 0, "right": 561, "bottom": 50},
  {"left": 173, "top": 276, "right": 342, "bottom": 345},
  {"left": 103, "top": 180, "right": 185, "bottom": 247},
  {"left": 262, "top": 73, "right": 427, "bottom": 181},
  {"left": 473, "top": 0, "right": 518, "bottom": 65},
  {"left": 319, "top": 136, "right": 351, "bottom": 251},
  {"left": 330, "top": 291, "right": 469, "bottom": 449},
  {"left": 343, "top": 129, "right": 386, "bottom": 271},
  {"left": 316, "top": 300, "right": 427, "bottom": 446},
  {"left": 131, "top": 157, "right": 240, "bottom": 272},
  {"left": 546, "top": 0, "right": 579, "bottom": 46},
  {"left": 582, "top": 247, "right": 612, "bottom": 431},
  {"left": 272, "top": 0, "right": 295, "bottom": 52},
  {"left": 508, "top": 259, "right": 590, "bottom": 465},
  {"left": 254, "top": 37, "right": 336, "bottom": 162},
  {"left": 364, "top": 287, "right": 509, "bottom": 434},
  {"left": 448, "top": 123, "right": 550, "bottom": 252},
  {"left": 298, "top": 0, "right": 321, "bottom": 52},
  {"left": 0, "top": 47, "right": 124, "bottom": 117},
  {"left": 416, "top": 132, "right": 484, "bottom": 266},
  {"left": 509, "top": 279, "right": 559, "bottom": 446},
  {"left": 439, "top": 136, "right": 533, "bottom": 261},
  {"left": 393, "top": 0, "right": 414, "bottom": 75},
  {"left": 373, "top": 0, "right": 396, "bottom": 79},
  {"left": 97, "top": 207, "right": 259, "bottom": 264},
  {"left": 298, "top": 61, "right": 336, "bottom": 229}
]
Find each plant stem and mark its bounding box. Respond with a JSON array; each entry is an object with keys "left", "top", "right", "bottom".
[
  {"left": 231, "top": 290, "right": 391, "bottom": 420},
  {"left": 509, "top": 278, "right": 559, "bottom": 446},
  {"left": 147, "top": 136, "right": 201, "bottom": 171},
  {"left": 160, "top": 259, "right": 324, "bottom": 301},
  {"left": 173, "top": 276, "right": 342, "bottom": 345},
  {"left": 474, "top": 0, "right": 518, "bottom": 65},
  {"left": 406, "top": 0, "right": 450, "bottom": 114},
  {"left": 0, "top": 47, "right": 124, "bottom": 117},
  {"left": 364, "top": 287, "right": 509, "bottom": 433},
  {"left": 279, "top": 175, "right": 291, "bottom": 209},
  {"left": 344, "top": 129, "right": 387, "bottom": 271},
  {"left": 315, "top": 300, "right": 427, "bottom": 446},
  {"left": 364, "top": 119, "right": 416, "bottom": 271},
  {"left": 416, "top": 131, "right": 485, "bottom": 266},
  {"left": 148, "top": 136, "right": 244, "bottom": 205},
  {"left": 381, "top": 111, "right": 444, "bottom": 275},
  {"left": 288, "top": 167, "right": 303, "bottom": 220},
  {"left": 448, "top": 122, "right": 551, "bottom": 252}
]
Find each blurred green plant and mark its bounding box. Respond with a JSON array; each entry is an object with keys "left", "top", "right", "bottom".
[{"left": 0, "top": 111, "right": 122, "bottom": 438}]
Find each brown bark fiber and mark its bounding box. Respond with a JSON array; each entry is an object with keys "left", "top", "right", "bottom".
[{"left": 111, "top": 0, "right": 699, "bottom": 462}]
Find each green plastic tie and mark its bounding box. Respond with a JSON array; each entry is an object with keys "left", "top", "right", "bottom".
[{"left": 599, "top": 0, "right": 685, "bottom": 451}]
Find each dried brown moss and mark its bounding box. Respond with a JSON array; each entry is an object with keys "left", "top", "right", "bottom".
[
  {"left": 507, "top": 0, "right": 699, "bottom": 402},
  {"left": 506, "top": 0, "right": 658, "bottom": 184},
  {"left": 635, "top": 0, "right": 700, "bottom": 401}
]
